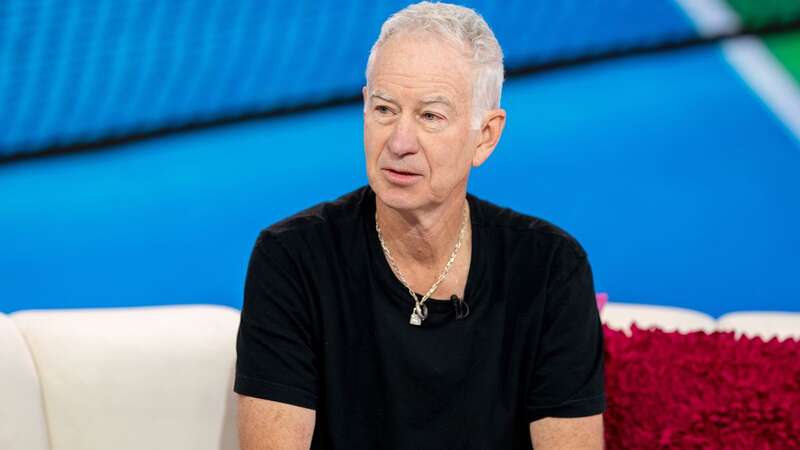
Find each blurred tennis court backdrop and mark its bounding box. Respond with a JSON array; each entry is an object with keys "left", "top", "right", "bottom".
[{"left": 1, "top": 1, "right": 799, "bottom": 315}]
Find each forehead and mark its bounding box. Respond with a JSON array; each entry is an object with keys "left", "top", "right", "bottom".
[{"left": 369, "top": 32, "right": 472, "bottom": 103}]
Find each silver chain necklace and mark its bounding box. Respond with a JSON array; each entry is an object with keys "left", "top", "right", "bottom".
[{"left": 375, "top": 201, "right": 469, "bottom": 326}]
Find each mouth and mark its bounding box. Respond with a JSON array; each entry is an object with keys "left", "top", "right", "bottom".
[
  {"left": 382, "top": 168, "right": 422, "bottom": 185},
  {"left": 384, "top": 168, "right": 419, "bottom": 176}
]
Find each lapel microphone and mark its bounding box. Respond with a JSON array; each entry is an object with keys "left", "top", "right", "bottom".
[{"left": 450, "top": 294, "right": 470, "bottom": 320}]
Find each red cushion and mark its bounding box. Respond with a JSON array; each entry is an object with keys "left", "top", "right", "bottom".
[{"left": 603, "top": 325, "right": 800, "bottom": 449}]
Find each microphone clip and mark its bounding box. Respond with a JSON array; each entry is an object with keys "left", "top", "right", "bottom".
[{"left": 450, "top": 294, "right": 470, "bottom": 320}]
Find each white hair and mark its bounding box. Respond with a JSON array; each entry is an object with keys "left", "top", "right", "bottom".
[{"left": 365, "top": 1, "right": 504, "bottom": 129}]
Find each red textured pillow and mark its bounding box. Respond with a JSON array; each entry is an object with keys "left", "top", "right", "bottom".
[{"left": 603, "top": 325, "right": 800, "bottom": 449}]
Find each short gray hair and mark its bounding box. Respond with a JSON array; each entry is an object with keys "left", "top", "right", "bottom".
[{"left": 365, "top": 1, "right": 504, "bottom": 129}]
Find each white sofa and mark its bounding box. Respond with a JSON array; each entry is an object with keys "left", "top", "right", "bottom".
[
  {"left": 601, "top": 303, "right": 800, "bottom": 341},
  {"left": 2, "top": 303, "right": 797, "bottom": 450},
  {"left": 2, "top": 305, "right": 241, "bottom": 450}
]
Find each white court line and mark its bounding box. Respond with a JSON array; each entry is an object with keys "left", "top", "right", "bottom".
[
  {"left": 674, "top": 0, "right": 741, "bottom": 37},
  {"left": 676, "top": 0, "right": 800, "bottom": 144},
  {"left": 723, "top": 37, "right": 800, "bottom": 144}
]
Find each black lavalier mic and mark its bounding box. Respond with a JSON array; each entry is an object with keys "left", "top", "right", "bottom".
[{"left": 450, "top": 294, "right": 470, "bottom": 320}]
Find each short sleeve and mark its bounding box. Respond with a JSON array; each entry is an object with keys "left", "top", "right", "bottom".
[
  {"left": 525, "top": 245, "right": 606, "bottom": 423},
  {"left": 234, "top": 231, "right": 319, "bottom": 409}
]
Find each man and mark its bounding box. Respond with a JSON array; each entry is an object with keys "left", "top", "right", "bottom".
[{"left": 235, "top": 2, "right": 605, "bottom": 449}]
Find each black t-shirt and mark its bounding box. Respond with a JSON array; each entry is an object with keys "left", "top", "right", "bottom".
[{"left": 235, "top": 184, "right": 605, "bottom": 449}]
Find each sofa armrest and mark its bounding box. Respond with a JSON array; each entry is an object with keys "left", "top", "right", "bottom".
[{"left": 0, "top": 313, "right": 50, "bottom": 450}]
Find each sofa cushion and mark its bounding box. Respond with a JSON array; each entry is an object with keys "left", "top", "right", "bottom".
[
  {"left": 11, "top": 305, "right": 240, "bottom": 450},
  {"left": 716, "top": 311, "right": 800, "bottom": 341},
  {"left": 0, "top": 313, "right": 51, "bottom": 450},
  {"left": 601, "top": 302, "right": 716, "bottom": 334}
]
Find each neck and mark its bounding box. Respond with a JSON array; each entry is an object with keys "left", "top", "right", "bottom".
[{"left": 375, "top": 191, "right": 469, "bottom": 270}]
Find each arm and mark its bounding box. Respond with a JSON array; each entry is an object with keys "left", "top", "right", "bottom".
[
  {"left": 235, "top": 231, "right": 320, "bottom": 449},
  {"left": 530, "top": 414, "right": 604, "bottom": 449},
  {"left": 238, "top": 395, "right": 316, "bottom": 450},
  {"left": 526, "top": 241, "right": 606, "bottom": 447}
]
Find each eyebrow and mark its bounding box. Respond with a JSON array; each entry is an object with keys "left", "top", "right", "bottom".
[
  {"left": 370, "top": 90, "right": 455, "bottom": 110},
  {"left": 369, "top": 90, "right": 398, "bottom": 105},
  {"left": 419, "top": 95, "right": 454, "bottom": 109}
]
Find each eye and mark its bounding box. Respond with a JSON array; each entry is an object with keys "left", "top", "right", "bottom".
[
  {"left": 421, "top": 112, "right": 441, "bottom": 121},
  {"left": 375, "top": 105, "right": 393, "bottom": 115}
]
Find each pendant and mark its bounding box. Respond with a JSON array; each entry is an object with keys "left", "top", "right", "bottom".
[{"left": 409, "top": 304, "right": 428, "bottom": 326}]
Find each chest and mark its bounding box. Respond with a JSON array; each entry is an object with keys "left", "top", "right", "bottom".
[
  {"left": 315, "top": 285, "right": 537, "bottom": 450},
  {"left": 391, "top": 242, "right": 473, "bottom": 301}
]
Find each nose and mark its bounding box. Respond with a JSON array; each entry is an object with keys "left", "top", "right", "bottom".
[{"left": 386, "top": 115, "right": 418, "bottom": 157}]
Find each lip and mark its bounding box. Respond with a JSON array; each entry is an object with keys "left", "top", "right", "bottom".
[{"left": 382, "top": 168, "right": 422, "bottom": 186}]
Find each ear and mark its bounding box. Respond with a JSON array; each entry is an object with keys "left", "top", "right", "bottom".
[
  {"left": 362, "top": 86, "right": 369, "bottom": 113},
  {"left": 472, "top": 109, "right": 506, "bottom": 167}
]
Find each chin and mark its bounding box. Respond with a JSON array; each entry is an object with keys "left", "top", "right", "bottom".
[{"left": 371, "top": 179, "right": 425, "bottom": 212}]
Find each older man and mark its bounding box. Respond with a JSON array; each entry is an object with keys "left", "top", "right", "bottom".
[{"left": 235, "top": 2, "right": 605, "bottom": 449}]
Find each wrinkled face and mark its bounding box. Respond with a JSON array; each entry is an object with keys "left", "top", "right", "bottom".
[{"left": 364, "top": 32, "right": 479, "bottom": 212}]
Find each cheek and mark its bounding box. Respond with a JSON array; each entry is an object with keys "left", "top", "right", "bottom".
[
  {"left": 363, "top": 125, "right": 379, "bottom": 157},
  {"left": 363, "top": 124, "right": 388, "bottom": 171},
  {"left": 427, "top": 135, "right": 471, "bottom": 178}
]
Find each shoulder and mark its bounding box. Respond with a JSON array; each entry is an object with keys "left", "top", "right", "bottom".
[
  {"left": 468, "top": 193, "right": 589, "bottom": 282},
  {"left": 470, "top": 193, "right": 587, "bottom": 259},
  {"left": 254, "top": 185, "right": 369, "bottom": 251}
]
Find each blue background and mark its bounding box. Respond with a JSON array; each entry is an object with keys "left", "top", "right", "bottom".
[{"left": 1, "top": 1, "right": 798, "bottom": 316}]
